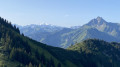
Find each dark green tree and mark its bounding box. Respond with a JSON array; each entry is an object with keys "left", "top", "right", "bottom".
[
  {"left": 57, "top": 63, "right": 61, "bottom": 67},
  {"left": 29, "top": 62, "right": 33, "bottom": 67}
]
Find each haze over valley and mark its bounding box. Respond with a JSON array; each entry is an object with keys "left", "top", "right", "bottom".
[{"left": 18, "top": 17, "right": 120, "bottom": 48}]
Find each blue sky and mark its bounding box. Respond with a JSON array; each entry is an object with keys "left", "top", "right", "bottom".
[{"left": 0, "top": 0, "right": 120, "bottom": 27}]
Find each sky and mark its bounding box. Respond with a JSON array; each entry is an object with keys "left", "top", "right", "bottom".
[{"left": 0, "top": 0, "right": 120, "bottom": 27}]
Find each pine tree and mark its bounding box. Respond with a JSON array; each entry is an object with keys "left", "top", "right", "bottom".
[
  {"left": 39, "top": 64, "right": 41, "bottom": 67},
  {"left": 50, "top": 57, "right": 55, "bottom": 67},
  {"left": 29, "top": 62, "right": 33, "bottom": 67},
  {"left": 9, "top": 48, "right": 15, "bottom": 60},
  {"left": 57, "top": 63, "right": 61, "bottom": 67}
]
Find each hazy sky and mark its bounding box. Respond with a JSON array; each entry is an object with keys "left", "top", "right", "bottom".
[{"left": 0, "top": 0, "right": 120, "bottom": 27}]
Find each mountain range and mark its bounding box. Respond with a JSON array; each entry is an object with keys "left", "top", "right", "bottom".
[
  {"left": 0, "top": 17, "right": 78, "bottom": 67},
  {"left": 1, "top": 17, "right": 120, "bottom": 67},
  {"left": 19, "top": 17, "right": 120, "bottom": 48}
]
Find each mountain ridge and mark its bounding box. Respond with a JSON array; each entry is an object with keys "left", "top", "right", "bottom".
[
  {"left": 0, "top": 17, "right": 79, "bottom": 67},
  {"left": 19, "top": 17, "right": 120, "bottom": 48},
  {"left": 1, "top": 17, "right": 120, "bottom": 67}
]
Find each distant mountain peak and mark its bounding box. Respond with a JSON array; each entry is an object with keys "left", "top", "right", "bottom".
[
  {"left": 96, "top": 16, "right": 102, "bottom": 20},
  {"left": 96, "top": 16, "right": 103, "bottom": 22},
  {"left": 39, "top": 23, "right": 49, "bottom": 25},
  {"left": 86, "top": 16, "right": 107, "bottom": 26}
]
